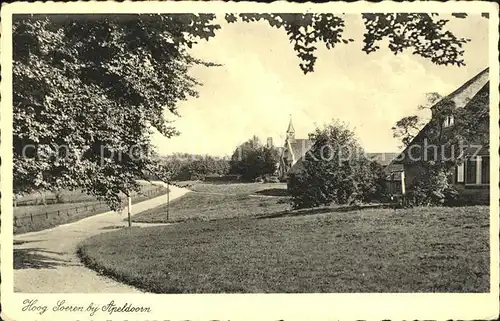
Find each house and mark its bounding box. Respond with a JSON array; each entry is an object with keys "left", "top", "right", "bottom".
[
  {"left": 278, "top": 117, "right": 314, "bottom": 179},
  {"left": 391, "top": 68, "right": 490, "bottom": 203},
  {"left": 366, "top": 153, "right": 402, "bottom": 171}
]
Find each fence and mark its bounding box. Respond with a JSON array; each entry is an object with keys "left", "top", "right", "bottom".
[
  {"left": 384, "top": 170, "right": 404, "bottom": 196},
  {"left": 15, "top": 195, "right": 94, "bottom": 207},
  {"left": 13, "top": 186, "right": 168, "bottom": 227},
  {"left": 14, "top": 188, "right": 96, "bottom": 206}
]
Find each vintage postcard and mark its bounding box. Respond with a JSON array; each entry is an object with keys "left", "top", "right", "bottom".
[{"left": 1, "top": 1, "right": 499, "bottom": 320}]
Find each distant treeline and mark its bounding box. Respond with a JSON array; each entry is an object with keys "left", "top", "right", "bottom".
[
  {"left": 149, "top": 136, "right": 281, "bottom": 183},
  {"left": 155, "top": 153, "right": 231, "bottom": 181}
]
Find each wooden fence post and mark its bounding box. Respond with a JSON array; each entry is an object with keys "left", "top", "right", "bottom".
[
  {"left": 46, "top": 212, "right": 48, "bottom": 219},
  {"left": 400, "top": 171, "right": 406, "bottom": 196},
  {"left": 127, "top": 196, "right": 132, "bottom": 227},
  {"left": 166, "top": 183, "right": 170, "bottom": 221},
  {"left": 30, "top": 213, "right": 33, "bottom": 221},
  {"left": 400, "top": 171, "right": 406, "bottom": 207}
]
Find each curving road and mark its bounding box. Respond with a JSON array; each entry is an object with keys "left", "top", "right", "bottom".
[{"left": 13, "top": 183, "right": 188, "bottom": 293}]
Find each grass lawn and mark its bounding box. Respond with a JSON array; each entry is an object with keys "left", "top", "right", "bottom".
[
  {"left": 15, "top": 188, "right": 96, "bottom": 205},
  {"left": 132, "top": 182, "right": 290, "bottom": 223},
  {"left": 14, "top": 200, "right": 101, "bottom": 218},
  {"left": 78, "top": 205, "right": 490, "bottom": 293},
  {"left": 13, "top": 182, "right": 168, "bottom": 234},
  {"left": 132, "top": 193, "right": 290, "bottom": 223},
  {"left": 15, "top": 181, "right": 160, "bottom": 206},
  {"left": 14, "top": 181, "right": 163, "bottom": 217},
  {"left": 187, "top": 182, "right": 287, "bottom": 195}
]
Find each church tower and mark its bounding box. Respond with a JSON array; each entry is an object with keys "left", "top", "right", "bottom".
[{"left": 286, "top": 115, "right": 295, "bottom": 143}]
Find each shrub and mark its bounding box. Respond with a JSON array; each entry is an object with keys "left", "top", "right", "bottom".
[
  {"left": 287, "top": 120, "right": 383, "bottom": 209},
  {"left": 406, "top": 162, "right": 458, "bottom": 206},
  {"left": 229, "top": 136, "right": 280, "bottom": 182},
  {"left": 264, "top": 176, "right": 280, "bottom": 183}
]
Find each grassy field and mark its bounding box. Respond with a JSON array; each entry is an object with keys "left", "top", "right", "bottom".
[
  {"left": 187, "top": 182, "right": 287, "bottom": 195},
  {"left": 13, "top": 182, "right": 167, "bottom": 234},
  {"left": 14, "top": 182, "right": 163, "bottom": 217},
  {"left": 132, "top": 192, "right": 290, "bottom": 223},
  {"left": 15, "top": 188, "right": 96, "bottom": 206},
  {"left": 13, "top": 182, "right": 161, "bottom": 206},
  {"left": 132, "top": 182, "right": 289, "bottom": 223},
  {"left": 78, "top": 205, "right": 489, "bottom": 293},
  {"left": 14, "top": 200, "right": 101, "bottom": 217}
]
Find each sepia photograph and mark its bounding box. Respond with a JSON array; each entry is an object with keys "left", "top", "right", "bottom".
[{"left": 1, "top": 2, "right": 499, "bottom": 320}]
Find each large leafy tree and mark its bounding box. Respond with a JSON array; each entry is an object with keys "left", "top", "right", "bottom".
[
  {"left": 13, "top": 14, "right": 220, "bottom": 209},
  {"left": 229, "top": 137, "right": 279, "bottom": 181},
  {"left": 287, "top": 120, "right": 383, "bottom": 209},
  {"left": 392, "top": 92, "right": 443, "bottom": 148},
  {"left": 12, "top": 12, "right": 484, "bottom": 209}
]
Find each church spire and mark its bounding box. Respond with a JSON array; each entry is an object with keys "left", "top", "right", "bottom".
[{"left": 286, "top": 115, "right": 295, "bottom": 141}]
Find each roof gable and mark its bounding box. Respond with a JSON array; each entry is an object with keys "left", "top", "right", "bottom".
[
  {"left": 289, "top": 139, "right": 314, "bottom": 161},
  {"left": 437, "top": 68, "right": 489, "bottom": 109},
  {"left": 394, "top": 68, "right": 490, "bottom": 164}
]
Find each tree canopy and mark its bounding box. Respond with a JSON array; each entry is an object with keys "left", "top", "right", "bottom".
[
  {"left": 287, "top": 120, "right": 385, "bottom": 209},
  {"left": 229, "top": 136, "right": 279, "bottom": 181},
  {"left": 12, "top": 13, "right": 484, "bottom": 209},
  {"left": 392, "top": 92, "right": 443, "bottom": 148},
  {"left": 227, "top": 13, "right": 481, "bottom": 73},
  {"left": 155, "top": 153, "right": 230, "bottom": 182},
  {"left": 13, "top": 14, "right": 220, "bottom": 209}
]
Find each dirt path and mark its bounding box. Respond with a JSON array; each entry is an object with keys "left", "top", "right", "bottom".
[{"left": 14, "top": 183, "right": 188, "bottom": 293}]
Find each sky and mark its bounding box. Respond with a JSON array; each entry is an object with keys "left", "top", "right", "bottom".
[{"left": 151, "top": 14, "right": 489, "bottom": 157}]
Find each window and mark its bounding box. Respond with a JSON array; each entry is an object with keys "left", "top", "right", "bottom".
[
  {"left": 443, "top": 115, "right": 454, "bottom": 128},
  {"left": 481, "top": 156, "right": 490, "bottom": 184},
  {"left": 465, "top": 156, "right": 490, "bottom": 185},
  {"left": 466, "top": 158, "right": 477, "bottom": 184},
  {"left": 456, "top": 162, "right": 464, "bottom": 183}
]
